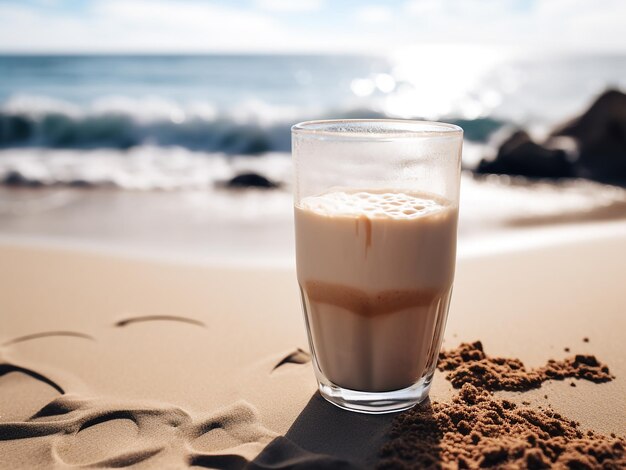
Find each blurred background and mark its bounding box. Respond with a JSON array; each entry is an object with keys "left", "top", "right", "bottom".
[{"left": 0, "top": 0, "right": 625, "bottom": 264}]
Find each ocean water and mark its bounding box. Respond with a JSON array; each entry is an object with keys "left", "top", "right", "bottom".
[{"left": 0, "top": 53, "right": 625, "bottom": 189}]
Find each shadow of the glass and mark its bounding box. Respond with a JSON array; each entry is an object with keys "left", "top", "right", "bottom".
[{"left": 249, "top": 392, "right": 440, "bottom": 469}]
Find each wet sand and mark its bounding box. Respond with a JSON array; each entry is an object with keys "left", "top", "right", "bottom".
[{"left": 1, "top": 174, "right": 626, "bottom": 267}]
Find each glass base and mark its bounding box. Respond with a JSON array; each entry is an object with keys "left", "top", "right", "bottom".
[{"left": 317, "top": 374, "right": 433, "bottom": 414}]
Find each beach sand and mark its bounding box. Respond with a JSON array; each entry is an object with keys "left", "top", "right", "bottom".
[{"left": 1, "top": 228, "right": 625, "bottom": 468}]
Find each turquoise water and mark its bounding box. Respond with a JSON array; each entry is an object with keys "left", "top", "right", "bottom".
[
  {"left": 1, "top": 53, "right": 625, "bottom": 152},
  {"left": 0, "top": 54, "right": 387, "bottom": 109}
]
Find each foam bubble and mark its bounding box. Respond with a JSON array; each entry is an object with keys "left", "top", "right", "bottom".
[{"left": 298, "top": 190, "right": 448, "bottom": 220}]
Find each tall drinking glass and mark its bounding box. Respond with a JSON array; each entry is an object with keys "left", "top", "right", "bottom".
[{"left": 292, "top": 120, "right": 462, "bottom": 413}]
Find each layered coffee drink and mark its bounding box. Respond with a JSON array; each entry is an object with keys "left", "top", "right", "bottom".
[{"left": 295, "top": 190, "right": 458, "bottom": 393}]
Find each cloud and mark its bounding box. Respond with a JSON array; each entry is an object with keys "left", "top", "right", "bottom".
[
  {"left": 402, "top": 0, "right": 626, "bottom": 52},
  {"left": 94, "top": 0, "right": 276, "bottom": 33},
  {"left": 254, "top": 0, "right": 324, "bottom": 13},
  {"left": 0, "top": 0, "right": 624, "bottom": 53},
  {"left": 0, "top": 0, "right": 285, "bottom": 53},
  {"left": 356, "top": 6, "right": 394, "bottom": 24},
  {"left": 0, "top": 0, "right": 375, "bottom": 54},
  {"left": 405, "top": 0, "right": 515, "bottom": 17},
  {"left": 404, "top": 0, "right": 442, "bottom": 16}
]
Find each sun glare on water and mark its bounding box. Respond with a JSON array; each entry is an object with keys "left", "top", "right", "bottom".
[{"left": 384, "top": 44, "right": 507, "bottom": 120}]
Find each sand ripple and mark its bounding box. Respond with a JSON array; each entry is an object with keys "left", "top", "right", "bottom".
[
  {"left": 2, "top": 331, "right": 94, "bottom": 347},
  {"left": 0, "top": 363, "right": 64, "bottom": 395},
  {"left": 0, "top": 386, "right": 283, "bottom": 468},
  {"left": 114, "top": 315, "right": 206, "bottom": 328},
  {"left": 0, "top": 324, "right": 321, "bottom": 468},
  {"left": 272, "top": 349, "right": 311, "bottom": 372}
]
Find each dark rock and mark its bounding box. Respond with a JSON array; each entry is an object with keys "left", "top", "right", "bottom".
[
  {"left": 68, "top": 179, "right": 93, "bottom": 188},
  {"left": 551, "top": 89, "right": 626, "bottom": 184},
  {"left": 223, "top": 172, "right": 280, "bottom": 189},
  {"left": 2, "top": 170, "right": 44, "bottom": 187},
  {"left": 476, "top": 130, "right": 574, "bottom": 179}
]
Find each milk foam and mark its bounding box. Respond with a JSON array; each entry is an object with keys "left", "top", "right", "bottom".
[{"left": 298, "top": 190, "right": 447, "bottom": 220}]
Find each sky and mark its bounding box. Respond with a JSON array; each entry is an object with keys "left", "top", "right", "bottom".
[{"left": 0, "top": 0, "right": 624, "bottom": 54}]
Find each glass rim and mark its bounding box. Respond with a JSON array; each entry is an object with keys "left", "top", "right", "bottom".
[{"left": 292, "top": 119, "right": 463, "bottom": 140}]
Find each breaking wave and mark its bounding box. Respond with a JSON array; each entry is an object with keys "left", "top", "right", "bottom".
[{"left": 0, "top": 95, "right": 505, "bottom": 154}]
